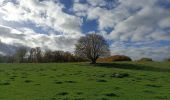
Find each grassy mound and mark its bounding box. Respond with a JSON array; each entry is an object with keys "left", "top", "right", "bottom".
[{"left": 97, "top": 55, "right": 132, "bottom": 62}]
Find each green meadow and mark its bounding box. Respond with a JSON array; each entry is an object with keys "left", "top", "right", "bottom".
[{"left": 0, "top": 62, "right": 170, "bottom": 100}]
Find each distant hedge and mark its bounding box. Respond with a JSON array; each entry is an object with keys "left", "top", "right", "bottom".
[
  {"left": 97, "top": 55, "right": 132, "bottom": 62},
  {"left": 137, "top": 58, "right": 153, "bottom": 62}
]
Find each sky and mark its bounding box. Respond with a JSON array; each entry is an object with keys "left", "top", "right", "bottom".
[{"left": 0, "top": 0, "right": 170, "bottom": 61}]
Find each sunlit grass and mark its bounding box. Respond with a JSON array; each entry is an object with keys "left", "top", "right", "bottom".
[{"left": 0, "top": 62, "right": 170, "bottom": 100}]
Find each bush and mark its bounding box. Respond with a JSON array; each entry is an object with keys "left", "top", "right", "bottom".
[
  {"left": 97, "top": 55, "right": 132, "bottom": 62},
  {"left": 164, "top": 58, "right": 170, "bottom": 62},
  {"left": 137, "top": 58, "right": 153, "bottom": 62}
]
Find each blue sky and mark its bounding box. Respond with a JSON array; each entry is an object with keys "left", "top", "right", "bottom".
[{"left": 0, "top": 0, "right": 170, "bottom": 60}]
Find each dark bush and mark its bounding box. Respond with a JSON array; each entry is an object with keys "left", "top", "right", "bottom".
[
  {"left": 57, "top": 92, "right": 68, "bottom": 96},
  {"left": 104, "top": 93, "right": 117, "bottom": 97}
]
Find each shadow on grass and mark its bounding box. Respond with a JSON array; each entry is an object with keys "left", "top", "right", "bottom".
[{"left": 87, "top": 63, "right": 170, "bottom": 72}]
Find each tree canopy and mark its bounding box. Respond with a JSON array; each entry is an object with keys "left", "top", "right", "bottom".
[{"left": 75, "top": 33, "right": 110, "bottom": 64}]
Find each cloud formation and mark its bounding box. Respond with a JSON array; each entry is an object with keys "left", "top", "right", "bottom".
[
  {"left": 0, "top": 25, "right": 78, "bottom": 53},
  {"left": 0, "top": 0, "right": 83, "bottom": 35},
  {"left": 0, "top": 0, "right": 170, "bottom": 60},
  {"left": 110, "top": 41, "right": 170, "bottom": 61}
]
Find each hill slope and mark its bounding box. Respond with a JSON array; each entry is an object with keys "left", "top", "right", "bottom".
[{"left": 0, "top": 62, "right": 170, "bottom": 100}]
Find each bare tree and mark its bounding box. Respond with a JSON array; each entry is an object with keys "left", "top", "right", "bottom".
[
  {"left": 28, "top": 47, "right": 42, "bottom": 63},
  {"left": 43, "top": 50, "right": 86, "bottom": 63},
  {"left": 35, "top": 47, "right": 42, "bottom": 62},
  {"left": 43, "top": 50, "right": 52, "bottom": 62},
  {"left": 29, "top": 48, "right": 36, "bottom": 63},
  {"left": 75, "top": 33, "right": 110, "bottom": 64},
  {"left": 15, "top": 47, "right": 27, "bottom": 63}
]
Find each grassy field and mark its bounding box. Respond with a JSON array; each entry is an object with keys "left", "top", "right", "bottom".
[{"left": 0, "top": 62, "right": 170, "bottom": 100}]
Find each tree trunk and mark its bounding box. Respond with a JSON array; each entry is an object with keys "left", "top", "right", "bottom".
[{"left": 91, "top": 59, "right": 96, "bottom": 64}]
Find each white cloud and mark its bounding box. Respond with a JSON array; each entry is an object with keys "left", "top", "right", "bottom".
[
  {"left": 159, "top": 17, "right": 170, "bottom": 28},
  {"left": 73, "top": 0, "right": 170, "bottom": 41},
  {"left": 73, "top": 0, "right": 131, "bottom": 30},
  {"left": 87, "top": 0, "right": 106, "bottom": 7},
  {"left": 0, "top": 0, "right": 83, "bottom": 36},
  {"left": 0, "top": 25, "right": 78, "bottom": 53},
  {"left": 73, "top": 3, "right": 89, "bottom": 17},
  {"left": 110, "top": 41, "right": 170, "bottom": 61},
  {"left": 107, "top": 1, "right": 170, "bottom": 41},
  {"left": 0, "top": 0, "right": 5, "bottom": 5}
]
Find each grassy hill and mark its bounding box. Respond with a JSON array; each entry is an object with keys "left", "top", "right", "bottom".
[{"left": 0, "top": 62, "right": 170, "bottom": 100}]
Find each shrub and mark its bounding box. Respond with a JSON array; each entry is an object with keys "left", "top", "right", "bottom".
[
  {"left": 137, "top": 58, "right": 153, "bottom": 62},
  {"left": 164, "top": 58, "right": 170, "bottom": 62},
  {"left": 97, "top": 55, "right": 132, "bottom": 62}
]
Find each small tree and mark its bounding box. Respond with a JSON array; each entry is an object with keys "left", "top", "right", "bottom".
[{"left": 75, "top": 33, "right": 110, "bottom": 64}]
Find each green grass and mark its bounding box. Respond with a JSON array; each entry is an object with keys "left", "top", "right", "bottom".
[{"left": 0, "top": 62, "right": 170, "bottom": 100}]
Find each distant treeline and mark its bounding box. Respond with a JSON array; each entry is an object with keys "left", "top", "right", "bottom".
[{"left": 0, "top": 47, "right": 88, "bottom": 63}]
